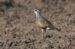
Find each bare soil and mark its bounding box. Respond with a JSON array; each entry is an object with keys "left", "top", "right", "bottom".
[{"left": 0, "top": 0, "right": 75, "bottom": 49}]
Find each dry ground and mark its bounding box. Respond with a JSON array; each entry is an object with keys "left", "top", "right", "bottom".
[{"left": 0, "top": 0, "right": 75, "bottom": 49}]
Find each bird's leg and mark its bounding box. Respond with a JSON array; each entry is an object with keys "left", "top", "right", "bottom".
[
  {"left": 41, "top": 29, "right": 45, "bottom": 39},
  {"left": 41, "top": 29, "right": 46, "bottom": 33}
]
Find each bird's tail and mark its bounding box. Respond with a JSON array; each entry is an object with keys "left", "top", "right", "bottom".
[{"left": 49, "top": 26, "right": 61, "bottom": 31}]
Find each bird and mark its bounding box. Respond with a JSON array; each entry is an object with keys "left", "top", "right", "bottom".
[{"left": 33, "top": 9, "right": 60, "bottom": 32}]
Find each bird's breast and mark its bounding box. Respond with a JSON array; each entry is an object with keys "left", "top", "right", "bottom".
[{"left": 36, "top": 20, "right": 46, "bottom": 28}]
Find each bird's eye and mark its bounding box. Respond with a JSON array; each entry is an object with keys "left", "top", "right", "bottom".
[
  {"left": 34, "top": 9, "right": 39, "bottom": 12},
  {"left": 35, "top": 10, "right": 37, "bottom": 11}
]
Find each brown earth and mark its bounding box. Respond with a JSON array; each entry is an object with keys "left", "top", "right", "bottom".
[{"left": 0, "top": 0, "right": 75, "bottom": 49}]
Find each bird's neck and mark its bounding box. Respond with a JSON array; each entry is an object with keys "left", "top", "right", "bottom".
[{"left": 35, "top": 12, "right": 41, "bottom": 18}]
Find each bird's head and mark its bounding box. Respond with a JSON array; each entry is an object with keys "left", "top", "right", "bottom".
[{"left": 33, "top": 9, "right": 40, "bottom": 15}]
